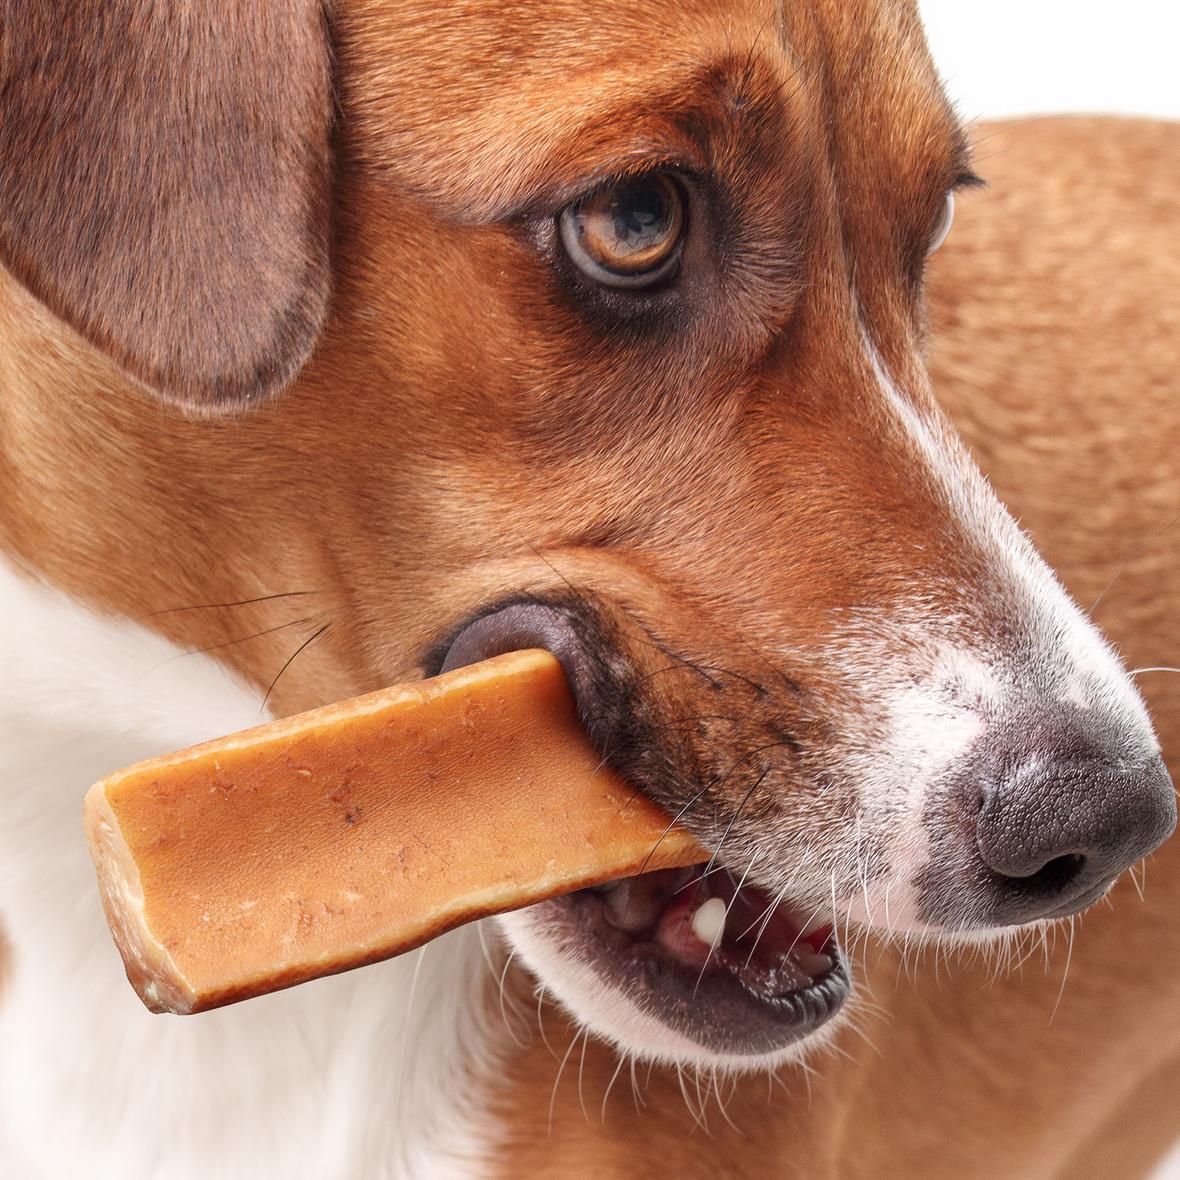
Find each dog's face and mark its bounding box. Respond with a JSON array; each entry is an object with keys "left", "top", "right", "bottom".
[{"left": 1, "top": 0, "right": 1173, "bottom": 1071}]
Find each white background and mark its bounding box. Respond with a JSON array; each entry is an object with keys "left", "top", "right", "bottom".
[
  {"left": 920, "top": 0, "right": 1180, "bottom": 121},
  {"left": 917, "top": 3, "right": 1179, "bottom": 1175}
]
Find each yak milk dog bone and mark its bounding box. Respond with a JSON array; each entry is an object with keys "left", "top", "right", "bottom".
[{"left": 84, "top": 649, "right": 705, "bottom": 1014}]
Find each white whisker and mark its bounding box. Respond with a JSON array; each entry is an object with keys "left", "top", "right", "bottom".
[
  {"left": 548, "top": 1027, "right": 582, "bottom": 1135},
  {"left": 1050, "top": 915, "right": 1077, "bottom": 1022},
  {"left": 600, "top": 1053, "right": 626, "bottom": 1122}
]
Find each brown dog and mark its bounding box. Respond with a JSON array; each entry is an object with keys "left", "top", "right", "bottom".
[{"left": 0, "top": 2, "right": 1176, "bottom": 1177}]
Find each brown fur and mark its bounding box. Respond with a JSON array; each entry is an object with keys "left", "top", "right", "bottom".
[
  {"left": 0, "top": 1, "right": 1177, "bottom": 1175},
  {"left": 0, "top": 0, "right": 332, "bottom": 408}
]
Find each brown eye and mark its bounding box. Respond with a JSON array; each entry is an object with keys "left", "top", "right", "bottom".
[{"left": 558, "top": 173, "right": 686, "bottom": 289}]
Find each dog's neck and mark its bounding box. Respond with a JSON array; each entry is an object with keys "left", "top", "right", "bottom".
[{"left": 0, "top": 554, "right": 501, "bottom": 1180}]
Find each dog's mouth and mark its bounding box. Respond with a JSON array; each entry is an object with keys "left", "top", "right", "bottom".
[
  {"left": 436, "top": 595, "right": 849, "bottom": 1060},
  {"left": 548, "top": 862, "right": 849, "bottom": 1057}
]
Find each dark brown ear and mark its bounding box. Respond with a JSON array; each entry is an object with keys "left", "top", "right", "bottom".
[{"left": 0, "top": 2, "right": 333, "bottom": 411}]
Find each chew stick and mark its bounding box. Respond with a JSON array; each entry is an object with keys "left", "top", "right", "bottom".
[{"left": 84, "top": 649, "right": 704, "bottom": 1014}]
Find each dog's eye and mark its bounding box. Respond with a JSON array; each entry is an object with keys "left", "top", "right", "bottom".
[
  {"left": 558, "top": 173, "right": 686, "bottom": 289},
  {"left": 927, "top": 191, "right": 955, "bottom": 255}
]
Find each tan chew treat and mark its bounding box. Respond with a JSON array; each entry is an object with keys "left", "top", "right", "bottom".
[{"left": 84, "top": 649, "right": 705, "bottom": 1015}]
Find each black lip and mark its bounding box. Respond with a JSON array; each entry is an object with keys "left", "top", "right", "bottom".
[
  {"left": 551, "top": 882, "right": 850, "bottom": 1056},
  {"left": 433, "top": 596, "right": 599, "bottom": 697},
  {"left": 430, "top": 596, "right": 693, "bottom": 822}
]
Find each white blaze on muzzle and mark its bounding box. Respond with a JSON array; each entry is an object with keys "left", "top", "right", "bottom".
[{"left": 819, "top": 329, "right": 1168, "bottom": 936}]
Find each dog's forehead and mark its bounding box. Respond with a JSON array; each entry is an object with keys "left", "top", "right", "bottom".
[{"left": 337, "top": 0, "right": 955, "bottom": 221}]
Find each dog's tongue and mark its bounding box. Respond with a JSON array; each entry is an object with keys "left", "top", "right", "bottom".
[{"left": 597, "top": 867, "right": 834, "bottom": 996}]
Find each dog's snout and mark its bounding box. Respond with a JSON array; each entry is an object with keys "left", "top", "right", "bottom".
[{"left": 974, "top": 755, "right": 1176, "bottom": 923}]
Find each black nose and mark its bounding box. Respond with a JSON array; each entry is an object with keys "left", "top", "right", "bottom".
[{"left": 975, "top": 755, "right": 1176, "bottom": 923}]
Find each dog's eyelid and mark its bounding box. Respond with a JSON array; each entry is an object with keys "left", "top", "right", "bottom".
[
  {"left": 500, "top": 155, "right": 707, "bottom": 228},
  {"left": 953, "top": 169, "right": 987, "bottom": 191},
  {"left": 946, "top": 119, "right": 984, "bottom": 191}
]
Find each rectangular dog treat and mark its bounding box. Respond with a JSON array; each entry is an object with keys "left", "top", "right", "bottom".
[{"left": 84, "top": 649, "right": 703, "bottom": 1014}]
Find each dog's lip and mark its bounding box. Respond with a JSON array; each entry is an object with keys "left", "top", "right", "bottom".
[
  {"left": 549, "top": 863, "right": 849, "bottom": 1056},
  {"left": 436, "top": 597, "right": 599, "bottom": 697},
  {"left": 437, "top": 599, "right": 849, "bottom": 1053}
]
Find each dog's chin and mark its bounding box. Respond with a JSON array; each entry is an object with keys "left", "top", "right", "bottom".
[{"left": 496, "top": 865, "right": 852, "bottom": 1072}]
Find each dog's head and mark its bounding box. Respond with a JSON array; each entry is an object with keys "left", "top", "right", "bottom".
[{"left": 1, "top": 0, "right": 1173, "bottom": 1070}]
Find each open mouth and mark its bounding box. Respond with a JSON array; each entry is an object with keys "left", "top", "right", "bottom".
[{"left": 548, "top": 861, "right": 849, "bottom": 1057}]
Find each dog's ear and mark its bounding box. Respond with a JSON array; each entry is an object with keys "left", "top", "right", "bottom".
[{"left": 0, "top": 3, "right": 333, "bottom": 412}]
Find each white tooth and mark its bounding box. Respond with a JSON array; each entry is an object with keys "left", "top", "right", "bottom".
[
  {"left": 691, "top": 897, "right": 727, "bottom": 948},
  {"left": 793, "top": 949, "right": 833, "bottom": 977}
]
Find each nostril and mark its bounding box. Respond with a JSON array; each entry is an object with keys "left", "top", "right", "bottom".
[{"left": 995, "top": 852, "right": 1086, "bottom": 897}]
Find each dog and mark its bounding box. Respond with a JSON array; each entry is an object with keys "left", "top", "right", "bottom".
[{"left": 1, "top": 2, "right": 1175, "bottom": 1177}]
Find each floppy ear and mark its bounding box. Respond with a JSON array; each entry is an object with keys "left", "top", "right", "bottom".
[{"left": 0, "top": 2, "right": 333, "bottom": 411}]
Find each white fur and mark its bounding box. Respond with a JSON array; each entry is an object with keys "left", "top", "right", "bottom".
[
  {"left": 0, "top": 558, "right": 499, "bottom": 1179},
  {"left": 820, "top": 332, "right": 1163, "bottom": 935},
  {"left": 863, "top": 328, "right": 1152, "bottom": 742},
  {"left": 833, "top": 629, "right": 992, "bottom": 929}
]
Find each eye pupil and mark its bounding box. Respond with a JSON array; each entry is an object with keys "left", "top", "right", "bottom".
[
  {"left": 614, "top": 183, "right": 667, "bottom": 238},
  {"left": 559, "top": 173, "right": 686, "bottom": 289}
]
